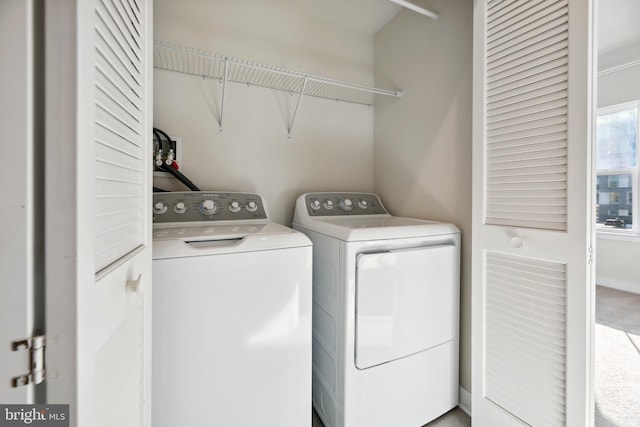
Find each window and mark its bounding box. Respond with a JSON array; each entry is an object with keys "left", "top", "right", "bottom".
[
  {"left": 610, "top": 191, "right": 620, "bottom": 204},
  {"left": 596, "top": 102, "right": 639, "bottom": 233}
]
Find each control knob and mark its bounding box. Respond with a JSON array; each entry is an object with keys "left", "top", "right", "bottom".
[
  {"left": 246, "top": 201, "right": 258, "bottom": 212},
  {"left": 229, "top": 201, "right": 241, "bottom": 213},
  {"left": 339, "top": 198, "right": 353, "bottom": 211},
  {"left": 323, "top": 200, "right": 334, "bottom": 210},
  {"left": 358, "top": 200, "right": 368, "bottom": 209},
  {"left": 153, "top": 202, "right": 167, "bottom": 214},
  {"left": 174, "top": 202, "right": 187, "bottom": 214},
  {"left": 199, "top": 199, "right": 219, "bottom": 216},
  {"left": 310, "top": 200, "right": 321, "bottom": 210}
]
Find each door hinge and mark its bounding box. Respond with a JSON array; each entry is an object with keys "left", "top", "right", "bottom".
[
  {"left": 588, "top": 246, "right": 594, "bottom": 265},
  {"left": 11, "top": 334, "right": 46, "bottom": 388}
]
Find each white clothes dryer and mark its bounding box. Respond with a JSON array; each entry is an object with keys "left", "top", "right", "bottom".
[
  {"left": 293, "top": 192, "right": 460, "bottom": 427},
  {"left": 152, "top": 191, "right": 312, "bottom": 427}
]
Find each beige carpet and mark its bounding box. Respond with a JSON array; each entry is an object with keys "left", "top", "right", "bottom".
[{"left": 595, "top": 286, "right": 640, "bottom": 427}]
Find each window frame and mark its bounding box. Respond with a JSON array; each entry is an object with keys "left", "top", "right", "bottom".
[{"left": 595, "top": 100, "right": 640, "bottom": 238}]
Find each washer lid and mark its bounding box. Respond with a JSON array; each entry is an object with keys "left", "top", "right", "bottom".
[
  {"left": 294, "top": 215, "right": 459, "bottom": 241},
  {"left": 153, "top": 222, "right": 310, "bottom": 260}
]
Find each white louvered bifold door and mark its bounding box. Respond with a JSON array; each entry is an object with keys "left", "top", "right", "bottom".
[
  {"left": 94, "top": 0, "right": 145, "bottom": 273},
  {"left": 44, "top": 0, "right": 152, "bottom": 426},
  {"left": 472, "top": 0, "right": 595, "bottom": 426},
  {"left": 486, "top": 0, "right": 569, "bottom": 231}
]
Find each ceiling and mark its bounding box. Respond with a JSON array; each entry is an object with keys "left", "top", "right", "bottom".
[
  {"left": 303, "top": 0, "right": 640, "bottom": 58},
  {"left": 598, "top": 0, "right": 640, "bottom": 53},
  {"left": 299, "top": 0, "right": 403, "bottom": 35}
]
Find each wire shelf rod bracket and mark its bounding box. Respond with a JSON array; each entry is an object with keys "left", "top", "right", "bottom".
[
  {"left": 288, "top": 77, "right": 308, "bottom": 139},
  {"left": 219, "top": 59, "right": 228, "bottom": 133}
]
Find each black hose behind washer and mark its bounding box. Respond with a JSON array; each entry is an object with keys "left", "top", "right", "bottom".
[
  {"left": 154, "top": 127, "right": 176, "bottom": 151},
  {"left": 160, "top": 163, "right": 200, "bottom": 191}
]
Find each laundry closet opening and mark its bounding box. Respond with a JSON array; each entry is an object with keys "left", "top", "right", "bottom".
[{"left": 152, "top": 0, "right": 473, "bottom": 425}]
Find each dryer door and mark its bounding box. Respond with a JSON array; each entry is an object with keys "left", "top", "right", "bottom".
[{"left": 355, "top": 244, "right": 457, "bottom": 369}]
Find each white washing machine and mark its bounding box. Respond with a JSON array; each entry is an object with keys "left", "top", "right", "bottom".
[
  {"left": 152, "top": 191, "right": 312, "bottom": 427},
  {"left": 293, "top": 192, "right": 460, "bottom": 427}
]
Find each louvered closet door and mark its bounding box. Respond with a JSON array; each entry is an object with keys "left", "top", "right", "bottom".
[
  {"left": 44, "top": 0, "right": 152, "bottom": 426},
  {"left": 95, "top": 0, "right": 145, "bottom": 272},
  {"left": 471, "top": 0, "right": 595, "bottom": 426}
]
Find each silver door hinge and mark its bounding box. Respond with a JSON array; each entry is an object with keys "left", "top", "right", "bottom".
[
  {"left": 11, "top": 334, "right": 46, "bottom": 387},
  {"left": 588, "top": 246, "right": 594, "bottom": 265}
]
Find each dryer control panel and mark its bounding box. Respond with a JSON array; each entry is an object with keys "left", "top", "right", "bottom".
[
  {"left": 304, "top": 193, "right": 388, "bottom": 216},
  {"left": 153, "top": 191, "right": 267, "bottom": 223}
]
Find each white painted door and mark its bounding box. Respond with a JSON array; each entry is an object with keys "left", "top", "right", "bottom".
[
  {"left": 0, "top": 0, "right": 42, "bottom": 404},
  {"left": 44, "top": 1, "right": 153, "bottom": 426},
  {"left": 472, "top": 0, "right": 595, "bottom": 426}
]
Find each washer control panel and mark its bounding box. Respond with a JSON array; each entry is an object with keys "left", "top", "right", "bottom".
[
  {"left": 153, "top": 191, "right": 267, "bottom": 223},
  {"left": 304, "top": 193, "right": 387, "bottom": 216}
]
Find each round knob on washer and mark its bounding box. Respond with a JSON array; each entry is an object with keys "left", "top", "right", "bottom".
[
  {"left": 324, "top": 200, "right": 334, "bottom": 209},
  {"left": 310, "top": 200, "right": 321, "bottom": 210},
  {"left": 358, "top": 200, "right": 368, "bottom": 209},
  {"left": 339, "top": 199, "right": 353, "bottom": 211},
  {"left": 246, "top": 201, "right": 258, "bottom": 212},
  {"left": 153, "top": 202, "right": 167, "bottom": 214},
  {"left": 199, "top": 199, "right": 219, "bottom": 216},
  {"left": 174, "top": 202, "right": 187, "bottom": 214},
  {"left": 229, "top": 201, "right": 241, "bottom": 213}
]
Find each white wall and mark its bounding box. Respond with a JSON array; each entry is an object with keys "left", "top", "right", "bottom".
[
  {"left": 597, "top": 237, "right": 640, "bottom": 294},
  {"left": 598, "top": 63, "right": 640, "bottom": 108},
  {"left": 153, "top": 0, "right": 375, "bottom": 225},
  {"left": 374, "top": 0, "right": 473, "bottom": 392},
  {"left": 596, "top": 61, "right": 640, "bottom": 294}
]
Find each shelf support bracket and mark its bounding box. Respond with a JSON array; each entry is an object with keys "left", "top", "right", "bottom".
[
  {"left": 288, "top": 77, "right": 308, "bottom": 139},
  {"left": 219, "top": 59, "right": 228, "bottom": 133}
]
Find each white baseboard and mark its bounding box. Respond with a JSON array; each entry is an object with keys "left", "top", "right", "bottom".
[
  {"left": 458, "top": 386, "right": 471, "bottom": 417},
  {"left": 597, "top": 277, "right": 640, "bottom": 295}
]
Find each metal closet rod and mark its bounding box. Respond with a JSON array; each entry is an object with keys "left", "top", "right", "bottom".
[{"left": 388, "top": 0, "right": 439, "bottom": 20}]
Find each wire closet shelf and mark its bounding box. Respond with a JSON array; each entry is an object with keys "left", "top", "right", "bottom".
[{"left": 153, "top": 40, "right": 404, "bottom": 107}]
